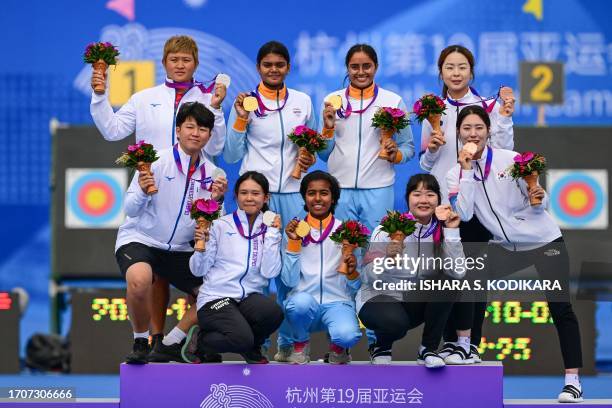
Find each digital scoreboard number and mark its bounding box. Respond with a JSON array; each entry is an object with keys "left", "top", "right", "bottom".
[
  {"left": 479, "top": 300, "right": 596, "bottom": 375},
  {"left": 71, "top": 289, "right": 596, "bottom": 375}
]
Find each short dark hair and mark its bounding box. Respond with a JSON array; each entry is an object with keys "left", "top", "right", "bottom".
[
  {"left": 299, "top": 171, "right": 341, "bottom": 213},
  {"left": 175, "top": 102, "right": 214, "bottom": 130},
  {"left": 405, "top": 173, "right": 442, "bottom": 207},
  {"left": 456, "top": 105, "right": 491, "bottom": 132},
  {"left": 234, "top": 171, "right": 271, "bottom": 213},
  {"left": 257, "top": 41, "right": 290, "bottom": 65}
]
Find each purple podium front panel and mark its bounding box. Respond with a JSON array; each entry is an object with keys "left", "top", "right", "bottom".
[{"left": 120, "top": 361, "right": 503, "bottom": 408}]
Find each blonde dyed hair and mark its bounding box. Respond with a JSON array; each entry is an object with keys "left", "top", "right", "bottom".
[{"left": 163, "top": 35, "right": 199, "bottom": 66}]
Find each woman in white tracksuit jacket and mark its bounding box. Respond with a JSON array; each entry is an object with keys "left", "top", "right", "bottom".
[
  {"left": 190, "top": 171, "right": 284, "bottom": 364},
  {"left": 281, "top": 171, "right": 362, "bottom": 365},
  {"left": 446, "top": 105, "right": 583, "bottom": 403},
  {"left": 319, "top": 44, "right": 415, "bottom": 234},
  {"left": 419, "top": 44, "right": 515, "bottom": 361},
  {"left": 358, "top": 174, "right": 466, "bottom": 368},
  {"left": 223, "top": 40, "right": 317, "bottom": 224}
]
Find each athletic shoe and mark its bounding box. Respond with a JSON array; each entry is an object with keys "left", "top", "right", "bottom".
[
  {"left": 181, "top": 325, "right": 200, "bottom": 363},
  {"left": 288, "top": 341, "right": 310, "bottom": 364},
  {"left": 150, "top": 333, "right": 163, "bottom": 351},
  {"left": 148, "top": 340, "right": 184, "bottom": 363},
  {"left": 241, "top": 346, "right": 269, "bottom": 364},
  {"left": 470, "top": 344, "right": 482, "bottom": 363},
  {"left": 369, "top": 344, "right": 392, "bottom": 365},
  {"left": 444, "top": 345, "right": 474, "bottom": 365},
  {"left": 437, "top": 342, "right": 457, "bottom": 359},
  {"left": 273, "top": 345, "right": 293, "bottom": 363},
  {"left": 558, "top": 384, "right": 583, "bottom": 403},
  {"left": 417, "top": 349, "right": 445, "bottom": 368},
  {"left": 125, "top": 338, "right": 150, "bottom": 364},
  {"left": 327, "top": 344, "right": 351, "bottom": 365}
]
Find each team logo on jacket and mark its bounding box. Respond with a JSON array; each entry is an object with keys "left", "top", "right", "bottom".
[
  {"left": 292, "top": 107, "right": 302, "bottom": 116},
  {"left": 496, "top": 170, "right": 511, "bottom": 181}
]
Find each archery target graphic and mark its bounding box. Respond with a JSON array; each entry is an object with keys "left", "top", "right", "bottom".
[
  {"left": 547, "top": 170, "right": 608, "bottom": 229},
  {"left": 65, "top": 168, "right": 127, "bottom": 229}
]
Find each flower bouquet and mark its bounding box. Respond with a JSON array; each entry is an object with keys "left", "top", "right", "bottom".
[
  {"left": 371, "top": 107, "right": 411, "bottom": 161},
  {"left": 287, "top": 125, "right": 328, "bottom": 179},
  {"left": 84, "top": 42, "right": 120, "bottom": 95},
  {"left": 190, "top": 198, "right": 222, "bottom": 251},
  {"left": 508, "top": 152, "right": 547, "bottom": 206},
  {"left": 116, "top": 140, "right": 159, "bottom": 195},
  {"left": 413, "top": 94, "right": 446, "bottom": 134},
  {"left": 330, "top": 220, "right": 370, "bottom": 274}
]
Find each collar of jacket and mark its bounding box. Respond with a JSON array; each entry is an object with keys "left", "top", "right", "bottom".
[
  {"left": 348, "top": 82, "right": 375, "bottom": 99},
  {"left": 306, "top": 212, "right": 333, "bottom": 229},
  {"left": 175, "top": 143, "right": 204, "bottom": 176},
  {"left": 258, "top": 82, "right": 287, "bottom": 100},
  {"left": 235, "top": 208, "right": 264, "bottom": 231}
]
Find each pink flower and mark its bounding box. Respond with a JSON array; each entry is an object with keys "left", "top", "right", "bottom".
[
  {"left": 513, "top": 152, "right": 535, "bottom": 165},
  {"left": 127, "top": 144, "right": 138, "bottom": 152},
  {"left": 196, "top": 199, "right": 220, "bottom": 214},
  {"left": 360, "top": 224, "right": 371, "bottom": 236},
  {"left": 413, "top": 100, "right": 422, "bottom": 114},
  {"left": 402, "top": 212, "right": 416, "bottom": 221},
  {"left": 294, "top": 125, "right": 308, "bottom": 136},
  {"left": 383, "top": 107, "right": 405, "bottom": 118}
]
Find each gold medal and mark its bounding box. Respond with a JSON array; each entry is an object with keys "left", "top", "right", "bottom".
[
  {"left": 243, "top": 96, "right": 259, "bottom": 112},
  {"left": 327, "top": 95, "right": 343, "bottom": 110},
  {"left": 295, "top": 220, "right": 311, "bottom": 238}
]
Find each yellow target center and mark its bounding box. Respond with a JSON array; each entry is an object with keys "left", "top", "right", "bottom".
[
  {"left": 85, "top": 188, "right": 108, "bottom": 210},
  {"left": 567, "top": 188, "right": 588, "bottom": 210}
]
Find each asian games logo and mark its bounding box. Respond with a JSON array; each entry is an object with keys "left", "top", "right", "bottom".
[{"left": 200, "top": 383, "right": 273, "bottom": 408}]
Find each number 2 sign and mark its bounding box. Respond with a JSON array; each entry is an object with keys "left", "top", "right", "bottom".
[{"left": 519, "top": 62, "right": 564, "bottom": 105}]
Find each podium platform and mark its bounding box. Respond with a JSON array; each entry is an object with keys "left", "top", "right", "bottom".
[
  {"left": 122, "top": 361, "right": 503, "bottom": 407},
  {"left": 1, "top": 362, "right": 611, "bottom": 407}
]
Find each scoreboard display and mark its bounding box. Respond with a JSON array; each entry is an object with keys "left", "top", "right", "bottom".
[
  {"left": 71, "top": 289, "right": 596, "bottom": 375},
  {"left": 0, "top": 292, "right": 20, "bottom": 373}
]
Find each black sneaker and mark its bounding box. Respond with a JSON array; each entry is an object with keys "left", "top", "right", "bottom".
[
  {"left": 181, "top": 325, "right": 200, "bottom": 363},
  {"left": 150, "top": 333, "right": 163, "bottom": 350},
  {"left": 126, "top": 338, "right": 150, "bottom": 364},
  {"left": 148, "top": 340, "right": 185, "bottom": 363},
  {"left": 241, "top": 346, "right": 269, "bottom": 364},
  {"left": 558, "top": 384, "right": 583, "bottom": 403}
]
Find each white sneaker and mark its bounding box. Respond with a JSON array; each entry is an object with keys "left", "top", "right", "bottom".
[
  {"left": 437, "top": 342, "right": 457, "bottom": 359},
  {"left": 288, "top": 342, "right": 310, "bottom": 364},
  {"left": 558, "top": 384, "right": 583, "bottom": 403},
  {"left": 417, "top": 349, "right": 445, "bottom": 368},
  {"left": 273, "top": 345, "right": 292, "bottom": 363},
  {"left": 444, "top": 346, "right": 474, "bottom": 365},
  {"left": 369, "top": 345, "right": 392, "bottom": 365},
  {"left": 470, "top": 344, "right": 482, "bottom": 363}
]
